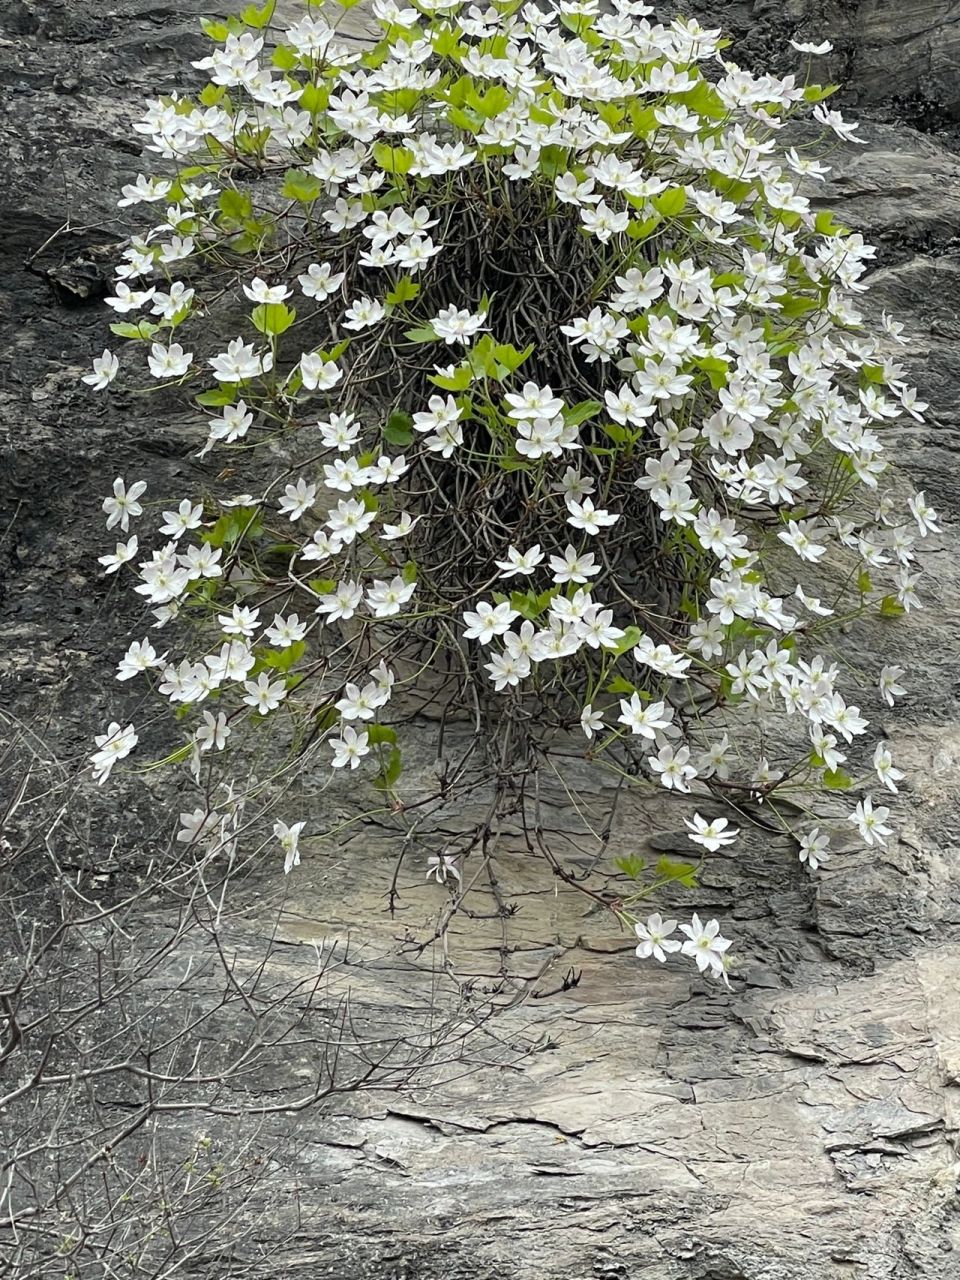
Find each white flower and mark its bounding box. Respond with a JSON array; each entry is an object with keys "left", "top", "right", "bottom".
[
  {"left": 242, "top": 673, "right": 288, "bottom": 715},
  {"left": 580, "top": 704, "right": 604, "bottom": 739},
  {"left": 219, "top": 604, "right": 260, "bottom": 637},
  {"left": 684, "top": 813, "right": 739, "bottom": 853},
  {"left": 504, "top": 381, "right": 564, "bottom": 421},
  {"left": 495, "top": 544, "right": 544, "bottom": 578},
  {"left": 908, "top": 491, "right": 940, "bottom": 536},
  {"left": 196, "top": 710, "right": 231, "bottom": 751},
  {"left": 799, "top": 828, "right": 831, "bottom": 871},
  {"left": 634, "top": 914, "right": 682, "bottom": 962},
  {"left": 243, "top": 276, "right": 291, "bottom": 304},
  {"left": 566, "top": 498, "right": 619, "bottom": 535},
  {"left": 265, "top": 613, "right": 308, "bottom": 647},
  {"left": 330, "top": 725, "right": 370, "bottom": 769},
  {"left": 147, "top": 342, "right": 193, "bottom": 379},
  {"left": 617, "top": 694, "right": 673, "bottom": 739},
  {"left": 209, "top": 337, "right": 272, "bottom": 382},
  {"left": 82, "top": 349, "right": 119, "bottom": 390},
  {"left": 274, "top": 819, "right": 306, "bottom": 873},
  {"left": 116, "top": 638, "right": 163, "bottom": 681},
  {"left": 343, "top": 295, "right": 386, "bottom": 330},
  {"left": 648, "top": 744, "right": 696, "bottom": 792},
  {"left": 549, "top": 545, "right": 600, "bottom": 585},
  {"left": 102, "top": 477, "right": 146, "bottom": 533},
  {"left": 431, "top": 305, "right": 486, "bottom": 345},
  {"left": 879, "top": 665, "right": 906, "bottom": 707},
  {"left": 679, "top": 914, "right": 732, "bottom": 978},
  {"left": 299, "top": 261, "right": 345, "bottom": 300},
  {"left": 278, "top": 478, "right": 318, "bottom": 521},
  {"left": 426, "top": 853, "right": 461, "bottom": 884},
  {"left": 848, "top": 796, "right": 892, "bottom": 847},
  {"left": 90, "top": 721, "right": 138, "bottom": 784},
  {"left": 381, "top": 512, "right": 421, "bottom": 541},
  {"left": 300, "top": 351, "right": 342, "bottom": 391},
  {"left": 463, "top": 601, "right": 519, "bottom": 644},
  {"left": 98, "top": 535, "right": 138, "bottom": 574}
]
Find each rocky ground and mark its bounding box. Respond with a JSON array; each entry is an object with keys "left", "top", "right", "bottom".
[{"left": 2, "top": 1, "right": 960, "bottom": 1277}]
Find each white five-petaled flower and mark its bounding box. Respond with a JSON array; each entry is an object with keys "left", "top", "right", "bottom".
[
  {"left": 243, "top": 276, "right": 292, "bottom": 304},
  {"left": 617, "top": 694, "right": 673, "bottom": 739},
  {"left": 798, "top": 827, "right": 831, "bottom": 871},
  {"left": 431, "top": 305, "right": 486, "bottom": 345},
  {"left": 849, "top": 795, "right": 892, "bottom": 847},
  {"left": 684, "top": 813, "right": 739, "bottom": 853},
  {"left": 242, "top": 673, "right": 288, "bottom": 715},
  {"left": 330, "top": 724, "right": 370, "bottom": 769},
  {"left": 463, "top": 601, "right": 519, "bottom": 644},
  {"left": 426, "top": 853, "right": 461, "bottom": 884},
  {"left": 102, "top": 477, "right": 147, "bottom": 533},
  {"left": 196, "top": 710, "right": 231, "bottom": 752},
  {"left": 90, "top": 721, "right": 138, "bottom": 784},
  {"left": 679, "top": 914, "right": 732, "bottom": 980},
  {"left": 82, "top": 349, "right": 119, "bottom": 390},
  {"left": 98, "top": 535, "right": 138, "bottom": 573},
  {"left": 634, "top": 913, "right": 682, "bottom": 962},
  {"left": 879, "top": 665, "right": 907, "bottom": 707},
  {"left": 566, "top": 497, "right": 619, "bottom": 535},
  {"left": 274, "top": 819, "right": 307, "bottom": 873},
  {"left": 494, "top": 545, "right": 544, "bottom": 578}
]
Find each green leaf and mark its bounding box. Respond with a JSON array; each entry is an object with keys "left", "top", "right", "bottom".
[
  {"left": 383, "top": 410, "right": 414, "bottom": 446},
  {"left": 857, "top": 568, "right": 873, "bottom": 595},
  {"left": 605, "top": 675, "right": 636, "bottom": 695},
  {"left": 258, "top": 640, "right": 305, "bottom": 673},
  {"left": 823, "top": 767, "right": 853, "bottom": 791},
  {"left": 367, "top": 724, "right": 397, "bottom": 746},
  {"left": 251, "top": 302, "right": 296, "bottom": 336},
  {"left": 372, "top": 141, "right": 414, "bottom": 174},
  {"left": 626, "top": 215, "right": 661, "bottom": 241},
  {"left": 493, "top": 342, "right": 533, "bottom": 373},
  {"left": 196, "top": 386, "right": 237, "bottom": 407},
  {"left": 386, "top": 277, "right": 420, "bottom": 306},
  {"left": 109, "top": 320, "right": 159, "bottom": 340},
  {"left": 429, "top": 364, "right": 474, "bottom": 391},
  {"left": 431, "top": 25, "right": 461, "bottom": 58},
  {"left": 814, "top": 209, "right": 846, "bottom": 238},
  {"left": 281, "top": 169, "right": 322, "bottom": 203},
  {"left": 508, "top": 587, "right": 556, "bottom": 619},
  {"left": 403, "top": 325, "right": 438, "bottom": 344},
  {"left": 401, "top": 560, "right": 418, "bottom": 585},
  {"left": 654, "top": 857, "right": 698, "bottom": 889},
  {"left": 563, "top": 399, "right": 603, "bottom": 428},
  {"left": 199, "top": 83, "right": 227, "bottom": 107},
  {"left": 200, "top": 17, "right": 229, "bottom": 40},
  {"left": 614, "top": 854, "right": 646, "bottom": 881},
  {"left": 373, "top": 746, "right": 403, "bottom": 791},
  {"left": 879, "top": 595, "right": 906, "bottom": 618},
  {"left": 272, "top": 43, "right": 298, "bottom": 70},
  {"left": 218, "top": 188, "right": 253, "bottom": 222},
  {"left": 203, "top": 505, "right": 262, "bottom": 549},
  {"left": 653, "top": 186, "right": 687, "bottom": 218},
  {"left": 610, "top": 625, "right": 642, "bottom": 657},
  {"left": 804, "top": 82, "right": 840, "bottom": 102},
  {"left": 241, "top": 0, "right": 276, "bottom": 29},
  {"left": 299, "top": 82, "right": 327, "bottom": 114}
]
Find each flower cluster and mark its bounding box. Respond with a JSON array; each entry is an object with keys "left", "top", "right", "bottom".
[{"left": 84, "top": 0, "right": 935, "bottom": 986}]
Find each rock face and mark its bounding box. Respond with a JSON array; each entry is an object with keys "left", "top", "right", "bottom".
[{"left": 3, "top": 2, "right": 960, "bottom": 1278}]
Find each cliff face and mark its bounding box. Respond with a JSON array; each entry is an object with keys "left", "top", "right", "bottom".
[{"left": 3, "top": 3, "right": 960, "bottom": 1278}]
